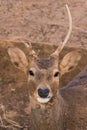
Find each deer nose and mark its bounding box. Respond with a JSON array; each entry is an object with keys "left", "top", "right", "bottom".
[{"left": 38, "top": 88, "right": 49, "bottom": 98}]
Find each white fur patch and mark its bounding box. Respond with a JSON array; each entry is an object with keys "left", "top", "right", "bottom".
[
  {"left": 36, "top": 93, "right": 53, "bottom": 104},
  {"left": 37, "top": 97, "right": 50, "bottom": 104}
]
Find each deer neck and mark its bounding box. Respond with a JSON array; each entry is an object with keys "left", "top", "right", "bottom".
[{"left": 30, "top": 92, "right": 65, "bottom": 130}]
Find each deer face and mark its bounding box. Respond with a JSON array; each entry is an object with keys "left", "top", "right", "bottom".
[
  {"left": 7, "top": 5, "right": 81, "bottom": 105},
  {"left": 28, "top": 56, "right": 59, "bottom": 103}
]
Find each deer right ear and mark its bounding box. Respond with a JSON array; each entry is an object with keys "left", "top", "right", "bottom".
[
  {"left": 8, "top": 47, "right": 28, "bottom": 73},
  {"left": 60, "top": 51, "right": 81, "bottom": 75}
]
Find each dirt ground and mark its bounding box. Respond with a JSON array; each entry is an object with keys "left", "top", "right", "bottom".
[{"left": 0, "top": 0, "right": 87, "bottom": 130}]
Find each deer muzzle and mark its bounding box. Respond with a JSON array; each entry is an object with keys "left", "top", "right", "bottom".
[{"left": 35, "top": 86, "right": 53, "bottom": 104}]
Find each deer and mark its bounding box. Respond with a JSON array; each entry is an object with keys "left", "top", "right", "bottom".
[{"left": 7, "top": 4, "right": 81, "bottom": 130}]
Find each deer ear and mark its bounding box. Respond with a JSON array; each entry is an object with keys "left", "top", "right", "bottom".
[
  {"left": 8, "top": 47, "right": 28, "bottom": 73},
  {"left": 60, "top": 51, "right": 81, "bottom": 75}
]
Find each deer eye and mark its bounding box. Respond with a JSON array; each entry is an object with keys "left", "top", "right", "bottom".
[
  {"left": 54, "top": 71, "right": 59, "bottom": 77},
  {"left": 29, "top": 70, "right": 34, "bottom": 76}
]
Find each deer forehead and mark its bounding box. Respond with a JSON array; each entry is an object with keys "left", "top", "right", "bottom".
[{"left": 33, "top": 57, "right": 58, "bottom": 70}]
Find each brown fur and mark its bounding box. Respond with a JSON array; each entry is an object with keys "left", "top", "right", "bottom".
[{"left": 36, "top": 57, "right": 56, "bottom": 69}]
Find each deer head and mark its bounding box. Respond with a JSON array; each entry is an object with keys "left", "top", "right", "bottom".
[{"left": 7, "top": 5, "right": 81, "bottom": 106}]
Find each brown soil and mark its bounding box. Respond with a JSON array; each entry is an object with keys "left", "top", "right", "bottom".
[{"left": 0, "top": 0, "right": 87, "bottom": 130}]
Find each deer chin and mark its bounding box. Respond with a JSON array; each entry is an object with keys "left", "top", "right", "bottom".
[
  {"left": 37, "top": 97, "right": 51, "bottom": 104},
  {"left": 36, "top": 93, "right": 53, "bottom": 104}
]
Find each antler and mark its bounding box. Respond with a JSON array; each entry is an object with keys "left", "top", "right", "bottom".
[
  {"left": 23, "top": 42, "right": 38, "bottom": 58},
  {"left": 52, "top": 4, "right": 72, "bottom": 57},
  {"left": 61, "top": 4, "right": 72, "bottom": 50}
]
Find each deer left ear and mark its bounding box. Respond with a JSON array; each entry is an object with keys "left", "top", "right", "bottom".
[
  {"left": 8, "top": 47, "right": 28, "bottom": 73},
  {"left": 60, "top": 51, "right": 81, "bottom": 75}
]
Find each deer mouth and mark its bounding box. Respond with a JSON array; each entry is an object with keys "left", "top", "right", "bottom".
[{"left": 36, "top": 93, "right": 53, "bottom": 104}]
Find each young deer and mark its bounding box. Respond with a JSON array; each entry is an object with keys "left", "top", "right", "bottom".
[{"left": 8, "top": 5, "right": 81, "bottom": 130}]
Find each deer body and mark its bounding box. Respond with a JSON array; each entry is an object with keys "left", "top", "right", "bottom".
[{"left": 7, "top": 4, "right": 81, "bottom": 130}]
